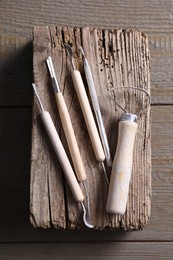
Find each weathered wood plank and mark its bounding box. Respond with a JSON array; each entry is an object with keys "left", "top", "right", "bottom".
[
  {"left": 149, "top": 34, "right": 173, "bottom": 104},
  {"left": 0, "top": 106, "right": 172, "bottom": 241},
  {"left": 0, "top": 32, "right": 173, "bottom": 107},
  {"left": 31, "top": 26, "right": 151, "bottom": 230},
  {"left": 0, "top": 34, "right": 173, "bottom": 107},
  {"left": 30, "top": 28, "right": 66, "bottom": 228},
  {"left": 0, "top": 242, "right": 173, "bottom": 259}
]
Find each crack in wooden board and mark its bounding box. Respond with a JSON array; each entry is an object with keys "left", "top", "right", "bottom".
[{"left": 31, "top": 26, "right": 151, "bottom": 230}]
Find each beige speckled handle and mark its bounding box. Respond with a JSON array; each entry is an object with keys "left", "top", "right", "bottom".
[
  {"left": 106, "top": 119, "right": 138, "bottom": 215},
  {"left": 40, "top": 111, "right": 84, "bottom": 202},
  {"left": 55, "top": 92, "right": 86, "bottom": 182},
  {"left": 71, "top": 70, "right": 105, "bottom": 162}
]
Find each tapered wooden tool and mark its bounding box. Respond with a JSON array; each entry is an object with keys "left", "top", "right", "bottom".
[
  {"left": 65, "top": 44, "right": 109, "bottom": 184},
  {"left": 106, "top": 113, "right": 138, "bottom": 215},
  {"left": 46, "top": 56, "right": 86, "bottom": 182},
  {"left": 80, "top": 46, "right": 112, "bottom": 168},
  {"left": 32, "top": 83, "right": 93, "bottom": 228},
  {"left": 71, "top": 69, "right": 105, "bottom": 162}
]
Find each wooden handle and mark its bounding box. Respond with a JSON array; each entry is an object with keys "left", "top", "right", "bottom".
[
  {"left": 55, "top": 92, "right": 86, "bottom": 182},
  {"left": 71, "top": 70, "right": 105, "bottom": 162},
  {"left": 40, "top": 111, "right": 84, "bottom": 202},
  {"left": 106, "top": 118, "right": 138, "bottom": 214}
]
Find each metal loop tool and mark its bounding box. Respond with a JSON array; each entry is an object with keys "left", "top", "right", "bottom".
[
  {"left": 106, "top": 86, "right": 150, "bottom": 215},
  {"left": 108, "top": 86, "right": 150, "bottom": 116}
]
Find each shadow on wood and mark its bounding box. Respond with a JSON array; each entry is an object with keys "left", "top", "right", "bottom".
[
  {"left": 0, "top": 109, "right": 32, "bottom": 228},
  {"left": 0, "top": 41, "right": 33, "bottom": 107}
]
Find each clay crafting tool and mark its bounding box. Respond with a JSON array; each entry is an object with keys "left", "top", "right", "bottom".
[
  {"left": 106, "top": 87, "right": 150, "bottom": 215},
  {"left": 79, "top": 46, "right": 112, "bottom": 167},
  {"left": 32, "top": 83, "right": 93, "bottom": 228},
  {"left": 46, "top": 56, "right": 91, "bottom": 219},
  {"left": 64, "top": 44, "right": 109, "bottom": 184}
]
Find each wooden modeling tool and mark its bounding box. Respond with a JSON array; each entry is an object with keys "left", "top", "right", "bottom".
[
  {"left": 79, "top": 46, "right": 112, "bottom": 168},
  {"left": 32, "top": 83, "right": 93, "bottom": 228},
  {"left": 106, "top": 87, "right": 150, "bottom": 215},
  {"left": 46, "top": 56, "right": 91, "bottom": 220},
  {"left": 64, "top": 44, "right": 109, "bottom": 184}
]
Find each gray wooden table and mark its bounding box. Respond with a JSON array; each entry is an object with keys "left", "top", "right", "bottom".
[{"left": 0, "top": 0, "right": 173, "bottom": 259}]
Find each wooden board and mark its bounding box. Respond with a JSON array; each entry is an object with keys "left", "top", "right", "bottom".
[
  {"left": 31, "top": 26, "right": 151, "bottom": 230},
  {"left": 0, "top": 242, "right": 173, "bottom": 260}
]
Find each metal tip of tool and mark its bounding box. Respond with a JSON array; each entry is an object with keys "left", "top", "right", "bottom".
[
  {"left": 83, "top": 181, "right": 91, "bottom": 221},
  {"left": 32, "top": 83, "right": 37, "bottom": 93},
  {"left": 81, "top": 202, "right": 94, "bottom": 229},
  {"left": 32, "top": 83, "right": 44, "bottom": 112},
  {"left": 79, "top": 46, "right": 88, "bottom": 67},
  {"left": 106, "top": 155, "right": 112, "bottom": 167},
  {"left": 64, "top": 44, "right": 76, "bottom": 70},
  {"left": 46, "top": 56, "right": 54, "bottom": 78},
  {"left": 46, "top": 56, "right": 60, "bottom": 93},
  {"left": 64, "top": 43, "right": 73, "bottom": 56},
  {"left": 101, "top": 162, "right": 109, "bottom": 185},
  {"left": 79, "top": 46, "right": 85, "bottom": 57}
]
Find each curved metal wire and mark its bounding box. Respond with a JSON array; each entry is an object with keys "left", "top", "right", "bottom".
[
  {"left": 83, "top": 181, "right": 91, "bottom": 222},
  {"left": 108, "top": 86, "right": 150, "bottom": 117},
  {"left": 81, "top": 202, "right": 94, "bottom": 229}
]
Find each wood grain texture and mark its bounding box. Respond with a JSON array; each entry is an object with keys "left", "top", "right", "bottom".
[
  {"left": 0, "top": 242, "right": 173, "bottom": 260},
  {"left": 31, "top": 26, "right": 151, "bottom": 230},
  {"left": 149, "top": 34, "right": 173, "bottom": 104},
  {"left": 0, "top": 106, "right": 172, "bottom": 242},
  {"left": 0, "top": 0, "right": 172, "bottom": 257},
  {"left": 1, "top": 0, "right": 173, "bottom": 34}
]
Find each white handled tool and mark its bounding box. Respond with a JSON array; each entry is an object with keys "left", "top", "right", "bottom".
[
  {"left": 32, "top": 83, "right": 93, "bottom": 228},
  {"left": 79, "top": 46, "right": 112, "bottom": 167},
  {"left": 65, "top": 44, "right": 109, "bottom": 184},
  {"left": 106, "top": 87, "right": 150, "bottom": 215},
  {"left": 106, "top": 113, "right": 138, "bottom": 214}
]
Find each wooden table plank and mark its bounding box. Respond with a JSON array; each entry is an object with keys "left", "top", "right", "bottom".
[
  {"left": 1, "top": 0, "right": 173, "bottom": 34},
  {"left": 0, "top": 242, "right": 173, "bottom": 259}
]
